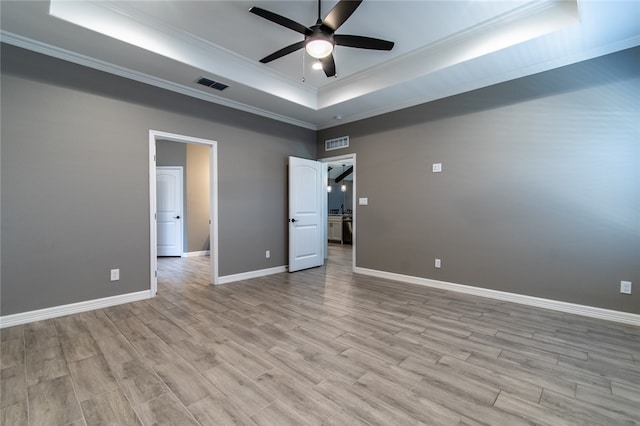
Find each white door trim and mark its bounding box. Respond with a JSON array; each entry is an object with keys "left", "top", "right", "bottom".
[
  {"left": 149, "top": 130, "right": 219, "bottom": 296},
  {"left": 320, "top": 153, "right": 356, "bottom": 272}
]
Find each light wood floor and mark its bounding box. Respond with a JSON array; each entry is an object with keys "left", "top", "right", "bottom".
[{"left": 2, "top": 244, "right": 639, "bottom": 425}]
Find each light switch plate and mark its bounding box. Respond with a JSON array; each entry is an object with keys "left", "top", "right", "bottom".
[
  {"left": 620, "top": 281, "right": 632, "bottom": 294},
  {"left": 359, "top": 197, "right": 368, "bottom": 206},
  {"left": 432, "top": 163, "right": 442, "bottom": 173}
]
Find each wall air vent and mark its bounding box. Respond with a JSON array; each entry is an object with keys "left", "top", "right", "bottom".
[
  {"left": 325, "top": 136, "right": 349, "bottom": 151},
  {"left": 196, "top": 77, "right": 229, "bottom": 91}
]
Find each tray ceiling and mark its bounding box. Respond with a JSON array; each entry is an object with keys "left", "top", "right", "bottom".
[{"left": 1, "top": 1, "right": 639, "bottom": 129}]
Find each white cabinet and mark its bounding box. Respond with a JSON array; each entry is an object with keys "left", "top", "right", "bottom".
[{"left": 328, "top": 215, "right": 342, "bottom": 242}]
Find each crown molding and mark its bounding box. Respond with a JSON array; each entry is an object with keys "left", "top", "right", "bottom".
[
  {"left": 49, "top": 0, "right": 318, "bottom": 109},
  {"left": 316, "top": 33, "right": 640, "bottom": 130},
  {"left": 1, "top": 31, "right": 317, "bottom": 130},
  {"left": 318, "top": 0, "right": 580, "bottom": 109}
]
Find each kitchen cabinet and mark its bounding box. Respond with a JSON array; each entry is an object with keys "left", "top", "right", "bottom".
[{"left": 328, "top": 215, "right": 342, "bottom": 242}]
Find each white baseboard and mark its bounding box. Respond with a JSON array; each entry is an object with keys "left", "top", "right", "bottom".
[
  {"left": 0, "top": 290, "right": 153, "bottom": 329},
  {"left": 354, "top": 267, "right": 640, "bottom": 326},
  {"left": 182, "top": 250, "right": 210, "bottom": 258},
  {"left": 5, "top": 267, "right": 635, "bottom": 328},
  {"left": 218, "top": 266, "right": 288, "bottom": 285}
]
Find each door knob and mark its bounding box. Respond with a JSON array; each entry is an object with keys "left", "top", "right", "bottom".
[{"left": 290, "top": 218, "right": 297, "bottom": 223}]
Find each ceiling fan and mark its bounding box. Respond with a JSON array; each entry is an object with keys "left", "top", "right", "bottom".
[{"left": 250, "top": 0, "right": 394, "bottom": 77}]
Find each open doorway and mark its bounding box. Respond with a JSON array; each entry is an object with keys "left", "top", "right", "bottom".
[
  {"left": 321, "top": 154, "right": 356, "bottom": 271},
  {"left": 149, "top": 130, "right": 219, "bottom": 295}
]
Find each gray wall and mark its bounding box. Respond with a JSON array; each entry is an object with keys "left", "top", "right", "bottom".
[
  {"left": 1, "top": 44, "right": 315, "bottom": 316},
  {"left": 318, "top": 47, "right": 640, "bottom": 314},
  {"left": 156, "top": 140, "right": 187, "bottom": 167}
]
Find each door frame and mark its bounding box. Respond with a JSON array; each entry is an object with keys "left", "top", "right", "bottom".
[
  {"left": 149, "top": 130, "right": 219, "bottom": 295},
  {"left": 156, "top": 166, "right": 184, "bottom": 257},
  {"left": 320, "top": 153, "right": 356, "bottom": 272}
]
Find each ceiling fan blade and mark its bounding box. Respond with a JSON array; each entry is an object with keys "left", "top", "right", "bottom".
[
  {"left": 335, "top": 35, "right": 394, "bottom": 50},
  {"left": 259, "top": 41, "right": 305, "bottom": 63},
  {"left": 320, "top": 54, "right": 336, "bottom": 77},
  {"left": 250, "top": 7, "right": 311, "bottom": 35},
  {"left": 322, "top": 0, "right": 363, "bottom": 32}
]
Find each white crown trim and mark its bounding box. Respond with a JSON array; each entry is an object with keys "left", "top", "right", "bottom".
[{"left": 0, "top": 31, "right": 317, "bottom": 130}]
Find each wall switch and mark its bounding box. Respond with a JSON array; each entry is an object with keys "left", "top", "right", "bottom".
[
  {"left": 432, "top": 163, "right": 442, "bottom": 173},
  {"left": 110, "top": 269, "right": 120, "bottom": 281},
  {"left": 265, "top": 250, "right": 270, "bottom": 259},
  {"left": 620, "top": 281, "right": 632, "bottom": 294},
  {"left": 359, "top": 197, "right": 368, "bottom": 206},
  {"left": 434, "top": 258, "right": 441, "bottom": 268}
]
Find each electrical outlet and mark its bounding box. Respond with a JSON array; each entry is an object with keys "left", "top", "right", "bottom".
[
  {"left": 620, "top": 281, "right": 632, "bottom": 294},
  {"left": 110, "top": 269, "right": 120, "bottom": 282},
  {"left": 434, "top": 258, "right": 441, "bottom": 268},
  {"left": 265, "top": 250, "right": 270, "bottom": 259},
  {"left": 432, "top": 163, "right": 442, "bottom": 173}
]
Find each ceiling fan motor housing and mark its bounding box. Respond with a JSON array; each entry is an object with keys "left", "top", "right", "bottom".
[{"left": 305, "top": 26, "right": 335, "bottom": 59}]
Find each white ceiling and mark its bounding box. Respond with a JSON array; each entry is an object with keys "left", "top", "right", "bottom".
[{"left": 1, "top": 1, "right": 639, "bottom": 130}]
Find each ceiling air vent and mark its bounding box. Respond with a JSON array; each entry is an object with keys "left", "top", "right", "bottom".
[
  {"left": 197, "top": 77, "right": 229, "bottom": 91},
  {"left": 325, "top": 136, "right": 349, "bottom": 151}
]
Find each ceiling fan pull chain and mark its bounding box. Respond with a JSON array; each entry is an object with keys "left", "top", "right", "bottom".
[{"left": 302, "top": 50, "right": 306, "bottom": 82}]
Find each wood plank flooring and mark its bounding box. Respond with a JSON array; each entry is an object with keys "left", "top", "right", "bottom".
[{"left": 2, "top": 244, "right": 639, "bottom": 425}]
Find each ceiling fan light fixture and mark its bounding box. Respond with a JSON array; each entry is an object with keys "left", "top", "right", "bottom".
[
  {"left": 251, "top": 0, "right": 394, "bottom": 78},
  {"left": 305, "top": 35, "right": 333, "bottom": 59}
]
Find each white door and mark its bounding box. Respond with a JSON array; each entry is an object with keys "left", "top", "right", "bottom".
[
  {"left": 156, "top": 166, "right": 183, "bottom": 256},
  {"left": 289, "top": 157, "right": 326, "bottom": 272}
]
